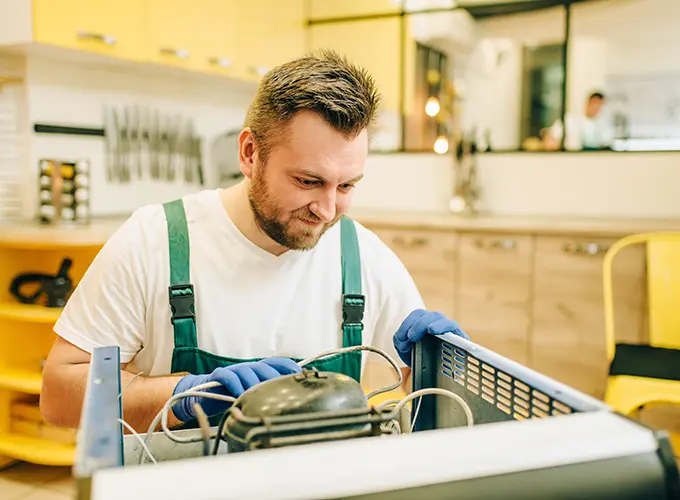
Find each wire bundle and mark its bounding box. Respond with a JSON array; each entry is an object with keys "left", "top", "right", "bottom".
[{"left": 123, "top": 345, "right": 474, "bottom": 465}]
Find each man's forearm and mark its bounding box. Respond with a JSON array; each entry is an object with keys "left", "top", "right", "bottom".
[{"left": 41, "top": 363, "right": 185, "bottom": 432}]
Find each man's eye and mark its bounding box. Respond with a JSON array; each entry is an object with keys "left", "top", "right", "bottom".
[
  {"left": 340, "top": 184, "right": 354, "bottom": 191},
  {"left": 297, "top": 178, "right": 318, "bottom": 186}
]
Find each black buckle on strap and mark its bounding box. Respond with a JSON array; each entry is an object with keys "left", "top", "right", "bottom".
[
  {"left": 169, "top": 284, "right": 195, "bottom": 323},
  {"left": 342, "top": 294, "right": 365, "bottom": 327}
]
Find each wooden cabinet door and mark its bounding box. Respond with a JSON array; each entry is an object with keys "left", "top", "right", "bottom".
[
  {"left": 33, "top": 0, "right": 149, "bottom": 61},
  {"left": 371, "top": 228, "right": 457, "bottom": 318},
  {"left": 457, "top": 233, "right": 533, "bottom": 365},
  {"left": 531, "top": 236, "right": 647, "bottom": 399}
]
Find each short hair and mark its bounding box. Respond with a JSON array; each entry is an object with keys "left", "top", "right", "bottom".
[
  {"left": 589, "top": 91, "right": 605, "bottom": 100},
  {"left": 244, "top": 49, "right": 381, "bottom": 163}
]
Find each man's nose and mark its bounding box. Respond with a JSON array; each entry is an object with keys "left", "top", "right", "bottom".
[{"left": 309, "top": 189, "right": 337, "bottom": 223}]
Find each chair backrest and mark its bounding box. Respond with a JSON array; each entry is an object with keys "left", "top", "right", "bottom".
[
  {"left": 646, "top": 238, "right": 680, "bottom": 350},
  {"left": 603, "top": 232, "right": 680, "bottom": 362}
]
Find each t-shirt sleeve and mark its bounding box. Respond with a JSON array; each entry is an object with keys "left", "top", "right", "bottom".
[
  {"left": 53, "top": 211, "right": 149, "bottom": 363},
  {"left": 360, "top": 228, "right": 426, "bottom": 369}
]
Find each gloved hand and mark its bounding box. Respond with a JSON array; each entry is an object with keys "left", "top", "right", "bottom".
[
  {"left": 171, "top": 358, "right": 302, "bottom": 422},
  {"left": 393, "top": 309, "right": 470, "bottom": 367}
]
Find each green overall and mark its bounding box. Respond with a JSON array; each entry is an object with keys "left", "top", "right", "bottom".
[{"left": 162, "top": 198, "right": 365, "bottom": 422}]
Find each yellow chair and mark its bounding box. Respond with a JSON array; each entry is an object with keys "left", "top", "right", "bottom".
[{"left": 603, "top": 232, "right": 680, "bottom": 416}]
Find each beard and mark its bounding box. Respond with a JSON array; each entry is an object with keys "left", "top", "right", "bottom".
[{"left": 247, "top": 168, "right": 341, "bottom": 251}]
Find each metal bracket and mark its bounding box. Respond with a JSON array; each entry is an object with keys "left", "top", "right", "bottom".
[{"left": 73, "top": 346, "right": 124, "bottom": 481}]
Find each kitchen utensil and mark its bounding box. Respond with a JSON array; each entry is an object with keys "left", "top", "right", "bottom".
[
  {"left": 129, "top": 105, "right": 142, "bottom": 180},
  {"left": 149, "top": 109, "right": 160, "bottom": 180},
  {"left": 112, "top": 108, "right": 129, "bottom": 182},
  {"left": 9, "top": 257, "right": 74, "bottom": 308},
  {"left": 195, "top": 135, "right": 204, "bottom": 186},
  {"left": 103, "top": 107, "right": 117, "bottom": 181},
  {"left": 37, "top": 158, "right": 91, "bottom": 225},
  {"left": 210, "top": 129, "right": 242, "bottom": 187},
  {"left": 183, "top": 119, "right": 195, "bottom": 184}
]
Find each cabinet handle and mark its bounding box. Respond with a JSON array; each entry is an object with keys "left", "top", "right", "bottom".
[
  {"left": 250, "top": 65, "right": 268, "bottom": 77},
  {"left": 77, "top": 30, "right": 116, "bottom": 46},
  {"left": 392, "top": 235, "right": 429, "bottom": 248},
  {"left": 474, "top": 238, "right": 516, "bottom": 251},
  {"left": 208, "top": 57, "right": 233, "bottom": 68},
  {"left": 159, "top": 47, "right": 190, "bottom": 59},
  {"left": 562, "top": 242, "right": 610, "bottom": 256}
]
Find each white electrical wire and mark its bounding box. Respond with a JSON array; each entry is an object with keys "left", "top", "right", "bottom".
[
  {"left": 117, "top": 418, "right": 157, "bottom": 464},
  {"left": 392, "top": 388, "right": 474, "bottom": 428},
  {"left": 160, "top": 390, "right": 236, "bottom": 444},
  {"left": 410, "top": 397, "right": 424, "bottom": 433},
  {"left": 139, "top": 381, "right": 234, "bottom": 465},
  {"left": 299, "top": 345, "right": 403, "bottom": 399},
  {"left": 119, "top": 371, "right": 144, "bottom": 400}
]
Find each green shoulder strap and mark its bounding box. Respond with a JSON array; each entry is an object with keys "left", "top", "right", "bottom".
[
  {"left": 162, "top": 199, "right": 198, "bottom": 351},
  {"left": 340, "top": 216, "right": 364, "bottom": 380}
]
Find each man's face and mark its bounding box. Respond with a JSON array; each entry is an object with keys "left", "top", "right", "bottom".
[
  {"left": 586, "top": 96, "right": 604, "bottom": 118},
  {"left": 242, "top": 111, "right": 368, "bottom": 251}
]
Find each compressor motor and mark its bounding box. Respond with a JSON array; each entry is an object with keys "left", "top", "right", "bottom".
[{"left": 218, "top": 368, "right": 399, "bottom": 453}]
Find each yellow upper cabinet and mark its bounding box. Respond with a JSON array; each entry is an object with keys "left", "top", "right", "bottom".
[
  {"left": 192, "top": 0, "right": 251, "bottom": 80},
  {"left": 1, "top": 0, "right": 305, "bottom": 83},
  {"left": 147, "top": 0, "right": 305, "bottom": 81},
  {"left": 239, "top": 0, "right": 306, "bottom": 81},
  {"left": 32, "top": 0, "right": 150, "bottom": 61},
  {"left": 147, "top": 0, "right": 212, "bottom": 72},
  {"left": 308, "top": 0, "right": 401, "bottom": 20},
  {"left": 307, "top": 17, "right": 402, "bottom": 112}
]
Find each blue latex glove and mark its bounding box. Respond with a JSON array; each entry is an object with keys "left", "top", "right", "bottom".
[
  {"left": 171, "top": 358, "right": 302, "bottom": 422},
  {"left": 393, "top": 309, "right": 470, "bottom": 367}
]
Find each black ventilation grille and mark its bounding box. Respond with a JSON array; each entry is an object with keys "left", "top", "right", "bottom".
[{"left": 441, "top": 342, "right": 574, "bottom": 420}]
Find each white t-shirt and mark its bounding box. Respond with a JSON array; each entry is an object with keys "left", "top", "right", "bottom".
[{"left": 54, "top": 189, "right": 425, "bottom": 376}]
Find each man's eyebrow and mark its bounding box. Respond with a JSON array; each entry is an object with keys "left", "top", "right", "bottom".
[{"left": 296, "top": 170, "right": 364, "bottom": 184}]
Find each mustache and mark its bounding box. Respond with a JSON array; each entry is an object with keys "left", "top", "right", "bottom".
[{"left": 293, "top": 208, "right": 323, "bottom": 224}]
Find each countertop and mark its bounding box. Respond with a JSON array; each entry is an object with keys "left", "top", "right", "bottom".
[
  {"left": 348, "top": 209, "right": 680, "bottom": 237},
  {"left": 0, "top": 219, "right": 126, "bottom": 248},
  {"left": 1, "top": 210, "right": 680, "bottom": 248}
]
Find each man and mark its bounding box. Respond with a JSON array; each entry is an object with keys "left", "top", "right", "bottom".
[
  {"left": 546, "top": 91, "right": 614, "bottom": 151},
  {"left": 40, "top": 50, "right": 468, "bottom": 432}
]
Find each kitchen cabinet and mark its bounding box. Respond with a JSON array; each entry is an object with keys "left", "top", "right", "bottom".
[
  {"left": 307, "top": 17, "right": 402, "bottom": 113},
  {"left": 147, "top": 0, "right": 205, "bottom": 72},
  {"left": 456, "top": 233, "right": 533, "bottom": 366},
  {"left": 372, "top": 228, "right": 457, "bottom": 319},
  {"left": 195, "top": 0, "right": 252, "bottom": 80},
  {"left": 358, "top": 213, "right": 657, "bottom": 404},
  {"left": 307, "top": 0, "right": 401, "bottom": 21},
  {"left": 530, "top": 236, "right": 647, "bottom": 399},
  {"left": 32, "top": 0, "right": 150, "bottom": 61},
  {"left": 246, "top": 0, "right": 306, "bottom": 78},
  {"left": 146, "top": 0, "right": 305, "bottom": 81},
  {"left": 0, "top": 227, "right": 106, "bottom": 467},
  {"left": 1, "top": 0, "right": 306, "bottom": 84}
]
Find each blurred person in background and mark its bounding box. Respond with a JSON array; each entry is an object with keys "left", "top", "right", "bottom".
[{"left": 544, "top": 91, "right": 615, "bottom": 151}]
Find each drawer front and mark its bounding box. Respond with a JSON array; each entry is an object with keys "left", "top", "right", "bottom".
[
  {"left": 371, "top": 228, "right": 457, "bottom": 318},
  {"left": 457, "top": 233, "right": 533, "bottom": 364},
  {"left": 530, "top": 236, "right": 646, "bottom": 398}
]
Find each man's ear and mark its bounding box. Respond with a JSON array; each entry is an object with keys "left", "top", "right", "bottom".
[{"left": 238, "top": 128, "right": 256, "bottom": 179}]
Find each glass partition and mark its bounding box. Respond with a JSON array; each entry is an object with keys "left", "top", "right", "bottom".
[{"left": 305, "top": 0, "right": 678, "bottom": 154}]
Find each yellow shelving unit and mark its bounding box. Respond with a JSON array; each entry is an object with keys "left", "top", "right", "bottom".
[
  {"left": 0, "top": 220, "right": 120, "bottom": 467},
  {"left": 0, "top": 302, "right": 62, "bottom": 323}
]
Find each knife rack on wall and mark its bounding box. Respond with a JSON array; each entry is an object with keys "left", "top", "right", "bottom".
[{"left": 33, "top": 104, "right": 205, "bottom": 186}]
